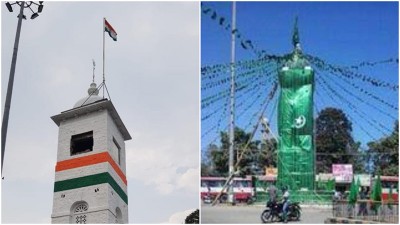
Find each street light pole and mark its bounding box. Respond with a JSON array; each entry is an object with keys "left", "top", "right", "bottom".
[
  {"left": 228, "top": 1, "right": 236, "bottom": 205},
  {"left": 1, "top": 1, "right": 25, "bottom": 174},
  {"left": 1, "top": 1, "right": 43, "bottom": 175}
]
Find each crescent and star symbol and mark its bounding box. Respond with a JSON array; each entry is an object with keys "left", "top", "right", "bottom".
[{"left": 294, "top": 115, "right": 306, "bottom": 129}]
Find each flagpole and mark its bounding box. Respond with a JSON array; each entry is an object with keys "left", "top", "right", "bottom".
[{"left": 103, "top": 17, "right": 105, "bottom": 98}]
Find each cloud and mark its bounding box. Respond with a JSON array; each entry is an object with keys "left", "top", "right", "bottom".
[
  {"left": 177, "top": 167, "right": 200, "bottom": 193},
  {"left": 126, "top": 140, "right": 199, "bottom": 195},
  {"left": 166, "top": 208, "right": 196, "bottom": 224}
]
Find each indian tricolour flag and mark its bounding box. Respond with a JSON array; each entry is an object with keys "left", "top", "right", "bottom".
[{"left": 104, "top": 19, "right": 117, "bottom": 41}]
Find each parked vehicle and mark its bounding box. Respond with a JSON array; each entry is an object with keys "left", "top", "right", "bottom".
[{"left": 201, "top": 176, "right": 254, "bottom": 203}]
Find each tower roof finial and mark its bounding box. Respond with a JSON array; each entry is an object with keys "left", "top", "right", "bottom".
[
  {"left": 88, "top": 83, "right": 99, "bottom": 96},
  {"left": 92, "top": 59, "right": 96, "bottom": 83},
  {"left": 292, "top": 16, "right": 300, "bottom": 48}
]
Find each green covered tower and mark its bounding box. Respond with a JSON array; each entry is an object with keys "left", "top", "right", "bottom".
[{"left": 277, "top": 18, "right": 315, "bottom": 191}]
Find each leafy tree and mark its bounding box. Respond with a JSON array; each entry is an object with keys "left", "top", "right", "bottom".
[
  {"left": 201, "top": 144, "right": 219, "bottom": 176},
  {"left": 204, "top": 127, "right": 275, "bottom": 176},
  {"left": 349, "top": 141, "right": 366, "bottom": 174},
  {"left": 184, "top": 209, "right": 199, "bottom": 224},
  {"left": 259, "top": 138, "right": 278, "bottom": 168},
  {"left": 201, "top": 162, "right": 212, "bottom": 177},
  {"left": 315, "top": 107, "right": 363, "bottom": 173},
  {"left": 367, "top": 120, "right": 399, "bottom": 176}
]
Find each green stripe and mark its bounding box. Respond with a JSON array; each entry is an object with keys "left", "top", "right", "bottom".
[{"left": 54, "top": 172, "right": 128, "bottom": 204}]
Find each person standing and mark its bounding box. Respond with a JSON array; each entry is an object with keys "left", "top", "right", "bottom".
[
  {"left": 281, "top": 186, "right": 290, "bottom": 223},
  {"left": 358, "top": 187, "right": 368, "bottom": 217}
]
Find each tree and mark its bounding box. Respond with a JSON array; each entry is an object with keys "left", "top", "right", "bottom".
[
  {"left": 259, "top": 138, "right": 278, "bottom": 168},
  {"left": 204, "top": 127, "right": 275, "bottom": 176},
  {"left": 367, "top": 120, "right": 399, "bottom": 176},
  {"left": 201, "top": 144, "right": 219, "bottom": 176},
  {"left": 184, "top": 209, "right": 199, "bottom": 224},
  {"left": 315, "top": 107, "right": 362, "bottom": 173}
]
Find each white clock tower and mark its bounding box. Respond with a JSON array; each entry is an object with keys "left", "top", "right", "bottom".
[{"left": 50, "top": 83, "right": 131, "bottom": 224}]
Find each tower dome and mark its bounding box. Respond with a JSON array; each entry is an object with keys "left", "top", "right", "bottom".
[{"left": 73, "top": 82, "right": 103, "bottom": 108}]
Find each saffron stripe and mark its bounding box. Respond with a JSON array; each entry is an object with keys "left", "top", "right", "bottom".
[
  {"left": 54, "top": 172, "right": 128, "bottom": 204},
  {"left": 55, "top": 152, "right": 127, "bottom": 185}
]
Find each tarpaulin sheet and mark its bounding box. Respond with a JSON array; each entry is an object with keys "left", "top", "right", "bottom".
[{"left": 277, "top": 64, "right": 315, "bottom": 190}]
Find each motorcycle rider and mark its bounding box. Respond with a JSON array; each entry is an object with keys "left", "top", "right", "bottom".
[{"left": 281, "top": 186, "right": 290, "bottom": 223}]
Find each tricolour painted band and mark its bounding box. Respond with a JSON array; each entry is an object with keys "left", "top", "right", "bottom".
[
  {"left": 55, "top": 152, "right": 127, "bottom": 185},
  {"left": 54, "top": 172, "right": 128, "bottom": 204}
]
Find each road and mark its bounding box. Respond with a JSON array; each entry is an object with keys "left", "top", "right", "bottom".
[{"left": 201, "top": 204, "right": 332, "bottom": 224}]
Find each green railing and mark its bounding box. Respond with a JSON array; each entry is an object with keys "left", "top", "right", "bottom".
[{"left": 333, "top": 200, "right": 399, "bottom": 223}]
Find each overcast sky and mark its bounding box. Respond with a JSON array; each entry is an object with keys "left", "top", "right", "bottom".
[{"left": 1, "top": 1, "right": 199, "bottom": 223}]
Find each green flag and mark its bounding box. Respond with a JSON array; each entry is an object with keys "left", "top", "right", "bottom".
[
  {"left": 371, "top": 173, "right": 382, "bottom": 212},
  {"left": 348, "top": 177, "right": 358, "bottom": 205},
  {"left": 327, "top": 179, "right": 335, "bottom": 191}
]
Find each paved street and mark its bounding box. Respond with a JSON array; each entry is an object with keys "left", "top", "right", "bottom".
[{"left": 201, "top": 204, "right": 332, "bottom": 224}]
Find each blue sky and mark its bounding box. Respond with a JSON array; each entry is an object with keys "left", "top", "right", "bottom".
[{"left": 201, "top": 1, "right": 399, "bottom": 153}]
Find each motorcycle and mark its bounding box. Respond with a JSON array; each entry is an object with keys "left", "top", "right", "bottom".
[{"left": 261, "top": 200, "right": 301, "bottom": 223}]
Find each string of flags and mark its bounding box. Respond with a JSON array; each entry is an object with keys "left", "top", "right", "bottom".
[
  {"left": 202, "top": 68, "right": 275, "bottom": 108},
  {"left": 347, "top": 58, "right": 398, "bottom": 70},
  {"left": 317, "top": 75, "right": 391, "bottom": 135},
  {"left": 243, "top": 82, "right": 278, "bottom": 131},
  {"left": 316, "top": 80, "right": 377, "bottom": 139},
  {"left": 201, "top": 2, "right": 398, "bottom": 146},
  {"left": 318, "top": 73, "right": 396, "bottom": 121},
  {"left": 322, "top": 69, "right": 398, "bottom": 111},
  {"left": 201, "top": 3, "right": 281, "bottom": 59},
  {"left": 314, "top": 88, "right": 376, "bottom": 140},
  {"left": 306, "top": 54, "right": 398, "bottom": 91}
]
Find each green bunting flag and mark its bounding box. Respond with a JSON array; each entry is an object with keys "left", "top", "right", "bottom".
[
  {"left": 371, "top": 172, "right": 382, "bottom": 212},
  {"left": 348, "top": 177, "right": 358, "bottom": 205}
]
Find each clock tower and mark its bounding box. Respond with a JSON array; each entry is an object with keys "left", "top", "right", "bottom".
[{"left": 50, "top": 82, "right": 131, "bottom": 224}]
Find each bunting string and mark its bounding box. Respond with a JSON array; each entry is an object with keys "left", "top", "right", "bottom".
[
  {"left": 202, "top": 70, "right": 275, "bottom": 121},
  {"left": 243, "top": 82, "right": 278, "bottom": 131},
  {"left": 306, "top": 54, "right": 398, "bottom": 91},
  {"left": 201, "top": 2, "right": 397, "bottom": 150},
  {"left": 317, "top": 75, "right": 390, "bottom": 135},
  {"left": 315, "top": 87, "right": 376, "bottom": 140},
  {"left": 347, "top": 58, "right": 398, "bottom": 70},
  {"left": 322, "top": 69, "right": 398, "bottom": 111}
]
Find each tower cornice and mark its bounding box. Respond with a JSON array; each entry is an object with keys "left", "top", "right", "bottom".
[{"left": 51, "top": 100, "right": 132, "bottom": 141}]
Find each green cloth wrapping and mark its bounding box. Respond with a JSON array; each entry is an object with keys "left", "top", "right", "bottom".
[{"left": 277, "top": 64, "right": 315, "bottom": 190}]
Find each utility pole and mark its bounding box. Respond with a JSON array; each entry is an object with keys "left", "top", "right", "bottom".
[{"left": 228, "top": 1, "right": 236, "bottom": 205}]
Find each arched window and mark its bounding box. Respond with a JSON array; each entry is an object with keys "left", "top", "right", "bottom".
[
  {"left": 70, "top": 201, "right": 88, "bottom": 224},
  {"left": 115, "top": 207, "right": 123, "bottom": 224},
  {"left": 74, "top": 204, "right": 88, "bottom": 213}
]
